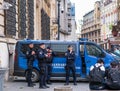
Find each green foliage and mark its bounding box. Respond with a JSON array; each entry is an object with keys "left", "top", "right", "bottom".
[{"left": 109, "top": 24, "right": 113, "bottom": 30}]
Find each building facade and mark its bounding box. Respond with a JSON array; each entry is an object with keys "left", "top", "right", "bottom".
[
  {"left": 50, "top": 0, "right": 58, "bottom": 40},
  {"left": 81, "top": 1, "right": 101, "bottom": 43},
  {"left": 64, "top": 3, "right": 77, "bottom": 40},
  {"left": 58, "top": 0, "right": 77, "bottom": 40},
  {"left": 100, "top": 0, "right": 119, "bottom": 41},
  {"left": 0, "top": 0, "right": 51, "bottom": 41},
  {"left": 99, "top": 0, "right": 120, "bottom": 50},
  {"left": 0, "top": 0, "right": 51, "bottom": 80}
]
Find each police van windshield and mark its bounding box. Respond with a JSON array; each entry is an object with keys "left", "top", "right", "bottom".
[
  {"left": 86, "top": 44, "right": 103, "bottom": 57},
  {"left": 80, "top": 43, "right": 104, "bottom": 57}
]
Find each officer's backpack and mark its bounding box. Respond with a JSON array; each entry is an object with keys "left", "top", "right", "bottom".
[
  {"left": 107, "top": 68, "right": 120, "bottom": 89},
  {"left": 89, "top": 66, "right": 104, "bottom": 83}
]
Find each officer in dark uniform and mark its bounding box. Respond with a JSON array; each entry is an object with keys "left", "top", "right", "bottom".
[
  {"left": 26, "top": 42, "right": 36, "bottom": 87},
  {"left": 64, "top": 45, "right": 77, "bottom": 85},
  {"left": 37, "top": 43, "right": 49, "bottom": 89},
  {"left": 46, "top": 47, "right": 54, "bottom": 84}
]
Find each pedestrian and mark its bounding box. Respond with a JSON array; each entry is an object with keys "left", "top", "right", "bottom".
[
  {"left": 89, "top": 59, "right": 105, "bottom": 90},
  {"left": 26, "top": 42, "right": 36, "bottom": 87},
  {"left": 64, "top": 45, "right": 77, "bottom": 85},
  {"left": 106, "top": 61, "right": 120, "bottom": 90},
  {"left": 46, "top": 46, "right": 54, "bottom": 84},
  {"left": 36, "top": 43, "right": 49, "bottom": 89}
]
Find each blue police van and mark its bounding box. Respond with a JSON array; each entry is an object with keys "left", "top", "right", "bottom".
[{"left": 13, "top": 39, "right": 115, "bottom": 82}]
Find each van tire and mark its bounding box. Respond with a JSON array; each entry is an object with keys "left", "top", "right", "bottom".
[{"left": 25, "top": 69, "right": 39, "bottom": 82}]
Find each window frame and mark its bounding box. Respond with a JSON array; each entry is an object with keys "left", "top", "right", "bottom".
[
  {"left": 85, "top": 43, "right": 104, "bottom": 57},
  {"left": 50, "top": 43, "right": 76, "bottom": 57}
]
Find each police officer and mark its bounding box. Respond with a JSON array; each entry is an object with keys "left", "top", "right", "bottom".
[
  {"left": 64, "top": 45, "right": 77, "bottom": 85},
  {"left": 46, "top": 47, "right": 54, "bottom": 84},
  {"left": 26, "top": 42, "right": 36, "bottom": 87},
  {"left": 37, "top": 43, "right": 49, "bottom": 89}
]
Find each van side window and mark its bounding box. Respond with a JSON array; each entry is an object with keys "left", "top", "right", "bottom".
[
  {"left": 51, "top": 44, "right": 76, "bottom": 57},
  {"left": 86, "top": 44, "right": 102, "bottom": 57},
  {"left": 20, "top": 44, "right": 50, "bottom": 56},
  {"left": 21, "top": 44, "right": 29, "bottom": 55},
  {"left": 20, "top": 44, "right": 40, "bottom": 55}
]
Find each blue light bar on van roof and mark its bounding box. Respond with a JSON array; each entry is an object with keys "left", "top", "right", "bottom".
[{"left": 79, "top": 38, "right": 88, "bottom": 41}]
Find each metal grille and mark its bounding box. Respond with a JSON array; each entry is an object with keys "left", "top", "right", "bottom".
[
  {"left": 27, "top": 0, "right": 34, "bottom": 39},
  {"left": 4, "top": 0, "right": 16, "bottom": 37},
  {"left": 18, "top": 0, "right": 26, "bottom": 39},
  {"left": 41, "top": 8, "right": 50, "bottom": 40}
]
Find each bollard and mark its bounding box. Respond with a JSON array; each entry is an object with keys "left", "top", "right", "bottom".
[
  {"left": 54, "top": 86, "right": 73, "bottom": 91},
  {"left": 0, "top": 68, "right": 7, "bottom": 91}
]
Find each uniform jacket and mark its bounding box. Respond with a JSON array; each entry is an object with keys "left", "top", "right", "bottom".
[
  {"left": 65, "top": 50, "right": 75, "bottom": 65},
  {"left": 37, "top": 48, "right": 47, "bottom": 65},
  {"left": 26, "top": 48, "right": 35, "bottom": 62}
]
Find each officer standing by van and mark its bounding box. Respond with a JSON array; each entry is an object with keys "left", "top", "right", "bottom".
[
  {"left": 26, "top": 42, "right": 36, "bottom": 87},
  {"left": 46, "top": 47, "right": 54, "bottom": 84},
  {"left": 64, "top": 45, "right": 77, "bottom": 85},
  {"left": 37, "top": 43, "right": 49, "bottom": 89}
]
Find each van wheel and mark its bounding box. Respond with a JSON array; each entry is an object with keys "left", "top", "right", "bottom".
[{"left": 25, "top": 69, "right": 39, "bottom": 82}]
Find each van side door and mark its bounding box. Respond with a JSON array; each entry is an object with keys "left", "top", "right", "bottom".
[
  {"left": 84, "top": 43, "right": 105, "bottom": 76},
  {"left": 51, "top": 43, "right": 76, "bottom": 76}
]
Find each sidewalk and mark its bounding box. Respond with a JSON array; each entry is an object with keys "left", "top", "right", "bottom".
[{"left": 3, "top": 79, "right": 89, "bottom": 91}]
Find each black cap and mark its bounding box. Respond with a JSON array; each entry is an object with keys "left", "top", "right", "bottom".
[
  {"left": 47, "top": 46, "right": 51, "bottom": 49},
  {"left": 68, "top": 45, "right": 72, "bottom": 48},
  {"left": 39, "top": 43, "right": 45, "bottom": 46},
  {"left": 110, "top": 61, "right": 118, "bottom": 66},
  {"left": 97, "top": 59, "right": 104, "bottom": 64}
]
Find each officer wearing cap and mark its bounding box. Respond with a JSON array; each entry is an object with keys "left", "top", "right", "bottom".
[
  {"left": 26, "top": 42, "right": 36, "bottom": 87},
  {"left": 64, "top": 45, "right": 77, "bottom": 85},
  {"left": 37, "top": 43, "right": 49, "bottom": 89}
]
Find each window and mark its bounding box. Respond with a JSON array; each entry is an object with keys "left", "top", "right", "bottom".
[
  {"left": 86, "top": 44, "right": 103, "bottom": 57},
  {"left": 51, "top": 44, "right": 76, "bottom": 57},
  {"left": 20, "top": 44, "right": 29, "bottom": 55},
  {"left": 80, "top": 44, "right": 84, "bottom": 56},
  {"left": 20, "top": 43, "right": 50, "bottom": 56}
]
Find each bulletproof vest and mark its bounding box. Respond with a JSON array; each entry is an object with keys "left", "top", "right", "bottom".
[
  {"left": 37, "top": 48, "right": 46, "bottom": 64},
  {"left": 66, "top": 51, "right": 75, "bottom": 65}
]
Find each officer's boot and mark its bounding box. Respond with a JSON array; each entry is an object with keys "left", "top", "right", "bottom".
[
  {"left": 47, "top": 80, "right": 52, "bottom": 85},
  {"left": 64, "top": 77, "right": 69, "bottom": 85},
  {"left": 28, "top": 79, "right": 34, "bottom": 87},
  {"left": 44, "top": 83, "right": 50, "bottom": 88},
  {"left": 28, "top": 82, "right": 34, "bottom": 87},
  {"left": 73, "top": 76, "right": 77, "bottom": 85},
  {"left": 39, "top": 82, "right": 46, "bottom": 89}
]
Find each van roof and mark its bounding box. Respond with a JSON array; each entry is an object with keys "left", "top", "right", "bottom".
[{"left": 17, "top": 40, "right": 96, "bottom": 44}]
